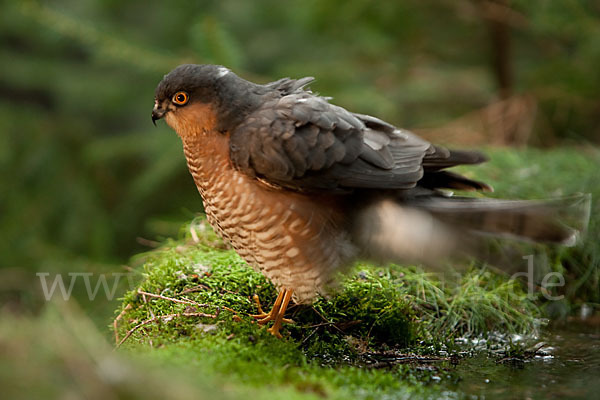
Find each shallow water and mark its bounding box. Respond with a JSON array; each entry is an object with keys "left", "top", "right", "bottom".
[{"left": 448, "top": 323, "right": 600, "bottom": 399}]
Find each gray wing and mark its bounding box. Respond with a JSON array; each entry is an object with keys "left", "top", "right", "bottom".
[{"left": 229, "top": 82, "right": 485, "bottom": 192}]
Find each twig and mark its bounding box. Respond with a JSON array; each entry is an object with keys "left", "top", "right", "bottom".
[
  {"left": 116, "top": 311, "right": 218, "bottom": 349},
  {"left": 139, "top": 288, "right": 238, "bottom": 315},
  {"left": 525, "top": 342, "right": 548, "bottom": 358},
  {"left": 117, "top": 317, "right": 157, "bottom": 349},
  {"left": 307, "top": 322, "right": 336, "bottom": 329},
  {"left": 113, "top": 303, "right": 133, "bottom": 344},
  {"left": 310, "top": 306, "right": 344, "bottom": 334},
  {"left": 114, "top": 289, "right": 243, "bottom": 349},
  {"left": 137, "top": 288, "right": 211, "bottom": 308},
  {"left": 301, "top": 327, "right": 320, "bottom": 347}
]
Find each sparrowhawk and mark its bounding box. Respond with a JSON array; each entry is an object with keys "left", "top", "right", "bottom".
[{"left": 152, "top": 64, "right": 589, "bottom": 337}]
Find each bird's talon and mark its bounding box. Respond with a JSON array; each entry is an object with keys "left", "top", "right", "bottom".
[
  {"left": 252, "top": 294, "right": 266, "bottom": 316},
  {"left": 267, "top": 326, "right": 283, "bottom": 339},
  {"left": 257, "top": 316, "right": 273, "bottom": 325},
  {"left": 249, "top": 289, "right": 293, "bottom": 338}
]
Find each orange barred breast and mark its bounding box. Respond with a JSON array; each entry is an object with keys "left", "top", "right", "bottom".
[{"left": 180, "top": 132, "right": 355, "bottom": 303}]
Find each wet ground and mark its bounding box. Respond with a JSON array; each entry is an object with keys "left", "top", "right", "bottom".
[{"left": 447, "top": 322, "right": 600, "bottom": 399}]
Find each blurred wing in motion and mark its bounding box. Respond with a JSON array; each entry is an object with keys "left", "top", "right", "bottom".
[{"left": 352, "top": 193, "right": 591, "bottom": 266}]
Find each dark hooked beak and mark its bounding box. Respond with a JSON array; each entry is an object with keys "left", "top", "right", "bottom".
[{"left": 151, "top": 103, "right": 167, "bottom": 126}]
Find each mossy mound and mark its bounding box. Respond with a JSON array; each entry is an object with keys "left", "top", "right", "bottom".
[
  {"left": 116, "top": 219, "right": 540, "bottom": 348},
  {"left": 116, "top": 224, "right": 418, "bottom": 353},
  {"left": 112, "top": 218, "right": 541, "bottom": 398}
]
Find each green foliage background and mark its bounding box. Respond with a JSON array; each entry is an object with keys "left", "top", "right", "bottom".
[{"left": 1, "top": 0, "right": 599, "bottom": 318}]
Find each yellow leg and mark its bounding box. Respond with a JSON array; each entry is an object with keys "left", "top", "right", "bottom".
[
  {"left": 267, "top": 289, "right": 293, "bottom": 338},
  {"left": 251, "top": 288, "right": 294, "bottom": 338},
  {"left": 251, "top": 289, "right": 284, "bottom": 323}
]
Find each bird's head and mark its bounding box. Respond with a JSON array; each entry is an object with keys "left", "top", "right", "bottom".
[{"left": 152, "top": 64, "right": 262, "bottom": 137}]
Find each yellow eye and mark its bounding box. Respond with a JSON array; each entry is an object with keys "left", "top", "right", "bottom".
[{"left": 172, "top": 91, "right": 189, "bottom": 105}]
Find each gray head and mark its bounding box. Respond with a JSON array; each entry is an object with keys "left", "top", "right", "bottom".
[{"left": 152, "top": 64, "right": 264, "bottom": 133}]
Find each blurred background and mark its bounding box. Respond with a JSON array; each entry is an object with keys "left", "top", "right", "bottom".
[{"left": 1, "top": 0, "right": 599, "bottom": 326}]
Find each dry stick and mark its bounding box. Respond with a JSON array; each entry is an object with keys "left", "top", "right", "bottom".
[
  {"left": 116, "top": 311, "right": 218, "bottom": 349},
  {"left": 311, "top": 306, "right": 344, "bottom": 334},
  {"left": 140, "top": 288, "right": 238, "bottom": 314},
  {"left": 137, "top": 288, "right": 211, "bottom": 308},
  {"left": 115, "top": 288, "right": 243, "bottom": 348},
  {"left": 113, "top": 303, "right": 133, "bottom": 344},
  {"left": 116, "top": 316, "right": 159, "bottom": 349}
]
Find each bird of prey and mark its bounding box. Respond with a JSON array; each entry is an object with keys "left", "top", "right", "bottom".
[{"left": 152, "top": 64, "right": 589, "bottom": 338}]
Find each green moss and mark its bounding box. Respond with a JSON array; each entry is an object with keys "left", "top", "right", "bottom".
[
  {"left": 113, "top": 219, "right": 541, "bottom": 398},
  {"left": 116, "top": 220, "right": 541, "bottom": 344}
]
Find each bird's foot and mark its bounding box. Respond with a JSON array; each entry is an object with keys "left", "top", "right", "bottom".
[{"left": 251, "top": 289, "right": 294, "bottom": 338}]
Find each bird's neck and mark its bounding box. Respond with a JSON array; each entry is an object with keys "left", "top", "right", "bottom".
[{"left": 180, "top": 132, "right": 233, "bottom": 196}]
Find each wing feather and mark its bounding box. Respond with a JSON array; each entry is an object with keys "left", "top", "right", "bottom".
[{"left": 229, "top": 79, "right": 488, "bottom": 192}]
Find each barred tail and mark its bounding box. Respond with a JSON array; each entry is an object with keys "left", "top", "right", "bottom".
[
  {"left": 351, "top": 194, "right": 591, "bottom": 267},
  {"left": 407, "top": 193, "right": 591, "bottom": 246}
]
